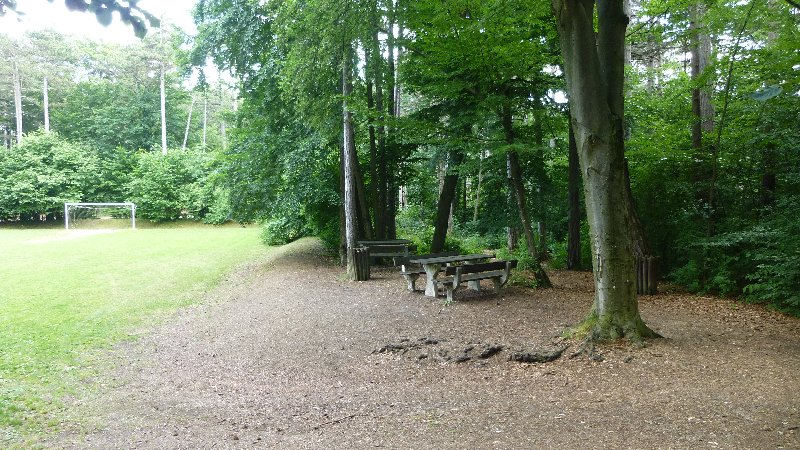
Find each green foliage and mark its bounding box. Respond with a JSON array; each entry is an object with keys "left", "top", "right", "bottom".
[
  {"left": 54, "top": 76, "right": 190, "bottom": 153},
  {"left": 127, "top": 149, "right": 214, "bottom": 222},
  {"left": 744, "top": 195, "right": 800, "bottom": 314},
  {"left": 259, "top": 213, "right": 308, "bottom": 246},
  {"left": 0, "top": 131, "right": 98, "bottom": 220}
]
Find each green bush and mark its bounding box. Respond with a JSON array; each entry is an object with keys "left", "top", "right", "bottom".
[
  {"left": 0, "top": 131, "right": 98, "bottom": 221},
  {"left": 127, "top": 149, "right": 217, "bottom": 222},
  {"left": 259, "top": 214, "right": 308, "bottom": 246},
  {"left": 744, "top": 195, "right": 800, "bottom": 315}
]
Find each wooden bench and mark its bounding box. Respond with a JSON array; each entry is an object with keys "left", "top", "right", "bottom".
[
  {"left": 436, "top": 260, "right": 518, "bottom": 302},
  {"left": 394, "top": 251, "right": 458, "bottom": 291},
  {"left": 358, "top": 240, "right": 413, "bottom": 265}
]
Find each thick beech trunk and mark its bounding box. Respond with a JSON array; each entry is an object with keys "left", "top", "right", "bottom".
[
  {"left": 567, "top": 121, "right": 582, "bottom": 270},
  {"left": 553, "top": 0, "right": 658, "bottom": 341}
]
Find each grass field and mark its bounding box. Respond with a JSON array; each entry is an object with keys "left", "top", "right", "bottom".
[{"left": 0, "top": 226, "right": 272, "bottom": 446}]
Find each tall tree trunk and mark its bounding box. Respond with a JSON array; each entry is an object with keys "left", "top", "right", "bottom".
[
  {"left": 343, "top": 51, "right": 358, "bottom": 280},
  {"left": 202, "top": 95, "right": 208, "bottom": 148},
  {"left": 13, "top": 61, "right": 22, "bottom": 144},
  {"left": 624, "top": 159, "right": 651, "bottom": 259},
  {"left": 160, "top": 62, "right": 167, "bottom": 155},
  {"left": 43, "top": 77, "right": 50, "bottom": 132},
  {"left": 431, "top": 150, "right": 462, "bottom": 253},
  {"left": 382, "top": 3, "right": 399, "bottom": 239},
  {"left": 366, "top": 18, "right": 385, "bottom": 238},
  {"left": 502, "top": 101, "right": 551, "bottom": 287},
  {"left": 473, "top": 151, "right": 484, "bottom": 222},
  {"left": 690, "top": 2, "right": 715, "bottom": 228},
  {"left": 349, "top": 121, "right": 374, "bottom": 240},
  {"left": 567, "top": 120, "right": 582, "bottom": 270},
  {"left": 182, "top": 95, "right": 195, "bottom": 150},
  {"left": 690, "top": 3, "right": 715, "bottom": 151},
  {"left": 553, "top": 0, "right": 658, "bottom": 342}
]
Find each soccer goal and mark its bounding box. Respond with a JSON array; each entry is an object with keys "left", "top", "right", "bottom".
[{"left": 64, "top": 202, "right": 137, "bottom": 230}]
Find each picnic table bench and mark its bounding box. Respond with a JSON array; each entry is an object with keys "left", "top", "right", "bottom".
[
  {"left": 436, "top": 260, "right": 518, "bottom": 302},
  {"left": 409, "top": 253, "right": 495, "bottom": 297},
  {"left": 394, "top": 251, "right": 458, "bottom": 292}
]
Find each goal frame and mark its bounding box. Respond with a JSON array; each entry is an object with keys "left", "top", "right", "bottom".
[{"left": 64, "top": 202, "right": 137, "bottom": 230}]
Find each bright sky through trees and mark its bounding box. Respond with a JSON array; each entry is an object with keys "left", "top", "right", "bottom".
[{"left": 0, "top": 0, "right": 196, "bottom": 42}]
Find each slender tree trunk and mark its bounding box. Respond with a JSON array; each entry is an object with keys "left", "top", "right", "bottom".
[
  {"left": 366, "top": 21, "right": 385, "bottom": 238},
  {"left": 343, "top": 50, "right": 358, "bottom": 280},
  {"left": 690, "top": 3, "right": 715, "bottom": 150},
  {"left": 624, "top": 159, "right": 651, "bottom": 259},
  {"left": 431, "top": 150, "right": 462, "bottom": 253},
  {"left": 690, "top": 2, "right": 715, "bottom": 227},
  {"left": 202, "top": 95, "right": 208, "bottom": 148},
  {"left": 13, "top": 61, "right": 22, "bottom": 144},
  {"left": 339, "top": 143, "right": 347, "bottom": 266},
  {"left": 502, "top": 101, "right": 552, "bottom": 287},
  {"left": 473, "top": 151, "right": 484, "bottom": 222},
  {"left": 553, "top": 0, "right": 658, "bottom": 342},
  {"left": 382, "top": 3, "right": 399, "bottom": 239},
  {"left": 567, "top": 120, "right": 582, "bottom": 270},
  {"left": 43, "top": 77, "right": 50, "bottom": 132},
  {"left": 160, "top": 62, "right": 167, "bottom": 154},
  {"left": 182, "top": 95, "right": 195, "bottom": 150}
]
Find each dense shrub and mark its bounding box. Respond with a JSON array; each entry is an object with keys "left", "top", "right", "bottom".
[
  {"left": 0, "top": 131, "right": 98, "bottom": 221},
  {"left": 127, "top": 149, "right": 215, "bottom": 222},
  {"left": 259, "top": 213, "right": 308, "bottom": 246}
]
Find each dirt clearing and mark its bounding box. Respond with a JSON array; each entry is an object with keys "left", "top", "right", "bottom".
[{"left": 50, "top": 238, "right": 800, "bottom": 449}]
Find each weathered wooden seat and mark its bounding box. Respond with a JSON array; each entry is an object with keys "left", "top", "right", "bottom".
[
  {"left": 436, "top": 260, "right": 518, "bottom": 302},
  {"left": 394, "top": 251, "right": 458, "bottom": 291}
]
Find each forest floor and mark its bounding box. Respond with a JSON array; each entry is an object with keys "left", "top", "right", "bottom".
[{"left": 49, "top": 238, "right": 800, "bottom": 449}]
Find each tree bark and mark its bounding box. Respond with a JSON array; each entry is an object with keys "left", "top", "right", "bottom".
[
  {"left": 690, "top": 3, "right": 715, "bottom": 151},
  {"left": 182, "top": 95, "right": 195, "bottom": 150},
  {"left": 567, "top": 120, "right": 582, "bottom": 270},
  {"left": 349, "top": 120, "right": 374, "bottom": 240},
  {"left": 431, "top": 150, "right": 462, "bottom": 253},
  {"left": 160, "top": 62, "right": 167, "bottom": 155},
  {"left": 553, "top": 0, "right": 658, "bottom": 342},
  {"left": 343, "top": 50, "right": 358, "bottom": 280}
]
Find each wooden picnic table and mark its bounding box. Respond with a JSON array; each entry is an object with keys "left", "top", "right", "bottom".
[
  {"left": 409, "top": 253, "right": 495, "bottom": 297},
  {"left": 358, "top": 239, "right": 414, "bottom": 263}
]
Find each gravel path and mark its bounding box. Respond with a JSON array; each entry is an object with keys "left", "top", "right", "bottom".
[{"left": 51, "top": 238, "right": 800, "bottom": 449}]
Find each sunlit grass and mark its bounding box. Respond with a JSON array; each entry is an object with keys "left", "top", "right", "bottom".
[{"left": 0, "top": 227, "right": 271, "bottom": 446}]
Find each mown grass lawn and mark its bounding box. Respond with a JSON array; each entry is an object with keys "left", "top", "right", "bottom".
[{"left": 0, "top": 226, "right": 271, "bottom": 446}]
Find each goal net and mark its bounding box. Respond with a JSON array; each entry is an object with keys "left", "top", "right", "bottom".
[{"left": 64, "top": 202, "right": 136, "bottom": 230}]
